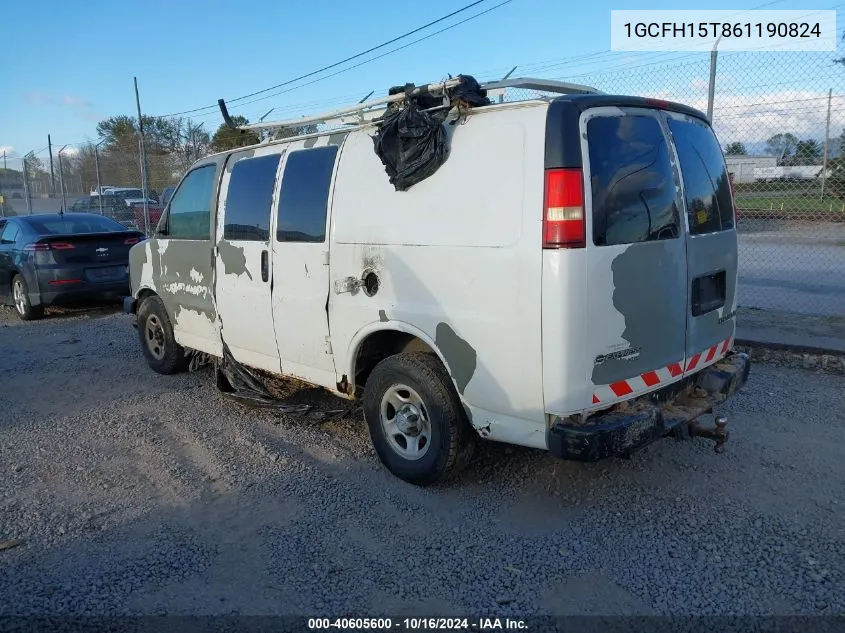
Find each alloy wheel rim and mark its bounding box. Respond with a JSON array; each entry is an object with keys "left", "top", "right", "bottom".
[{"left": 13, "top": 280, "right": 26, "bottom": 316}]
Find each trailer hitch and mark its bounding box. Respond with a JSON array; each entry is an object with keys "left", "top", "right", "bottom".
[{"left": 688, "top": 415, "right": 729, "bottom": 453}]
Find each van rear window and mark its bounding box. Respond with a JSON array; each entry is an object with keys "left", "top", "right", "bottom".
[
  {"left": 587, "top": 115, "right": 680, "bottom": 246},
  {"left": 667, "top": 118, "right": 735, "bottom": 234}
]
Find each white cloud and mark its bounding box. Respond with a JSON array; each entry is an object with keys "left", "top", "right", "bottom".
[
  {"left": 691, "top": 91, "right": 842, "bottom": 146},
  {"left": 644, "top": 87, "right": 839, "bottom": 146},
  {"left": 23, "top": 93, "right": 97, "bottom": 121},
  {"left": 0, "top": 145, "right": 14, "bottom": 156},
  {"left": 62, "top": 95, "right": 92, "bottom": 107}
]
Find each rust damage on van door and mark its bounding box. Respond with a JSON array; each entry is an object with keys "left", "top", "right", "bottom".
[{"left": 435, "top": 322, "right": 477, "bottom": 395}]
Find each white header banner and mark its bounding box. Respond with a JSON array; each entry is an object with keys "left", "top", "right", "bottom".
[{"left": 610, "top": 10, "right": 836, "bottom": 52}]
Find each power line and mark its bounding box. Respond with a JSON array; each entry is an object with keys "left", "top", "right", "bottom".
[
  {"left": 159, "top": 0, "right": 501, "bottom": 118},
  {"left": 220, "top": 0, "right": 513, "bottom": 114}
]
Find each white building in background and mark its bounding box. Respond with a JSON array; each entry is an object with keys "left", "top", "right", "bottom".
[
  {"left": 725, "top": 155, "right": 778, "bottom": 183},
  {"left": 725, "top": 155, "right": 827, "bottom": 183}
]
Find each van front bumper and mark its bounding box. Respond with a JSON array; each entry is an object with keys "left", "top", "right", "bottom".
[{"left": 547, "top": 351, "right": 750, "bottom": 461}]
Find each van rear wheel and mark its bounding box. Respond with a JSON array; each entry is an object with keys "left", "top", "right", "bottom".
[
  {"left": 362, "top": 352, "right": 474, "bottom": 485},
  {"left": 137, "top": 295, "right": 187, "bottom": 375}
]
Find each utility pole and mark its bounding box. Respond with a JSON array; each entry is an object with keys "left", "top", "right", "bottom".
[
  {"left": 57, "top": 144, "right": 69, "bottom": 213},
  {"left": 706, "top": 35, "right": 723, "bottom": 122},
  {"left": 94, "top": 139, "right": 105, "bottom": 214},
  {"left": 259, "top": 108, "right": 275, "bottom": 142},
  {"left": 47, "top": 134, "right": 56, "bottom": 196},
  {"left": 0, "top": 150, "right": 5, "bottom": 217},
  {"left": 821, "top": 88, "right": 832, "bottom": 199},
  {"left": 134, "top": 76, "right": 150, "bottom": 235},
  {"left": 22, "top": 151, "right": 33, "bottom": 215}
]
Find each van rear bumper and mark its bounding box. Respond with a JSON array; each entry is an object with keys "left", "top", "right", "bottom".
[{"left": 547, "top": 351, "right": 750, "bottom": 461}]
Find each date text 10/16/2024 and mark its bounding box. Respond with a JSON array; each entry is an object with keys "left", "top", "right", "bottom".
[{"left": 307, "top": 617, "right": 528, "bottom": 630}]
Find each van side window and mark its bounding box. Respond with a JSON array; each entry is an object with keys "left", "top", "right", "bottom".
[
  {"left": 587, "top": 115, "right": 680, "bottom": 247},
  {"left": 167, "top": 164, "right": 217, "bottom": 240},
  {"left": 276, "top": 146, "right": 339, "bottom": 243},
  {"left": 668, "top": 118, "right": 735, "bottom": 234},
  {"left": 223, "top": 154, "right": 281, "bottom": 241}
]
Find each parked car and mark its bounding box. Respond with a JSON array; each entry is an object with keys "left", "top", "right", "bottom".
[
  {"left": 108, "top": 188, "right": 158, "bottom": 208},
  {"left": 69, "top": 196, "right": 135, "bottom": 226},
  {"left": 0, "top": 213, "right": 144, "bottom": 320},
  {"left": 130, "top": 203, "right": 165, "bottom": 231},
  {"left": 90, "top": 185, "right": 119, "bottom": 196},
  {"left": 124, "top": 79, "right": 749, "bottom": 485}
]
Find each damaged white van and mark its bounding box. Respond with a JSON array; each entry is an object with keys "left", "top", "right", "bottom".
[{"left": 124, "top": 76, "right": 750, "bottom": 485}]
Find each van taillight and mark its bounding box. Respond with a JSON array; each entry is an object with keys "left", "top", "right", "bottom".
[{"left": 543, "top": 168, "right": 585, "bottom": 249}]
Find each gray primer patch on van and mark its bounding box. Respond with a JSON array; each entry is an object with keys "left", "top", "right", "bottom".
[
  {"left": 591, "top": 244, "right": 686, "bottom": 386},
  {"left": 435, "top": 322, "right": 477, "bottom": 395},
  {"left": 159, "top": 241, "right": 217, "bottom": 322},
  {"left": 303, "top": 137, "right": 318, "bottom": 149},
  {"left": 129, "top": 242, "right": 148, "bottom": 295},
  {"left": 327, "top": 132, "right": 348, "bottom": 147},
  {"left": 378, "top": 309, "right": 389, "bottom": 323},
  {"left": 216, "top": 240, "right": 253, "bottom": 280}
]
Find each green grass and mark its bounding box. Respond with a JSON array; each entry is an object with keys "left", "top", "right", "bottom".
[{"left": 735, "top": 196, "right": 845, "bottom": 213}]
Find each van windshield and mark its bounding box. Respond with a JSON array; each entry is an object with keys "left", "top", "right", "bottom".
[{"left": 668, "top": 118, "right": 735, "bottom": 234}]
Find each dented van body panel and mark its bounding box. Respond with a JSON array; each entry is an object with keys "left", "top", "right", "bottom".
[{"left": 328, "top": 105, "right": 549, "bottom": 447}]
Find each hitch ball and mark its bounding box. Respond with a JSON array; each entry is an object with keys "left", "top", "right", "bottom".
[{"left": 689, "top": 414, "right": 729, "bottom": 454}]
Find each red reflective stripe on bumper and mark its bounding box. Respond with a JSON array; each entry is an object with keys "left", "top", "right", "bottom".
[
  {"left": 686, "top": 353, "right": 701, "bottom": 371},
  {"left": 641, "top": 371, "right": 660, "bottom": 387},
  {"left": 592, "top": 394, "right": 600, "bottom": 404},
  {"left": 668, "top": 363, "right": 682, "bottom": 377},
  {"left": 705, "top": 346, "right": 717, "bottom": 362},
  {"left": 610, "top": 381, "right": 633, "bottom": 397}
]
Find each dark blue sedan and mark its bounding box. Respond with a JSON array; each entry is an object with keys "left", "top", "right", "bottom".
[{"left": 0, "top": 213, "right": 145, "bottom": 320}]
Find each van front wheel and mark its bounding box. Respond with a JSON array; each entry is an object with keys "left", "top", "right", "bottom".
[
  {"left": 362, "top": 352, "right": 474, "bottom": 485},
  {"left": 137, "top": 295, "right": 187, "bottom": 375}
]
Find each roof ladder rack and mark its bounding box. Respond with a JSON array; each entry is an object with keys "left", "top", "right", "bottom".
[{"left": 217, "top": 76, "right": 602, "bottom": 136}]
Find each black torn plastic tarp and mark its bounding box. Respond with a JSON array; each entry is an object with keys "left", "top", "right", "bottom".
[
  {"left": 214, "top": 343, "right": 359, "bottom": 422},
  {"left": 372, "top": 74, "right": 490, "bottom": 191}
]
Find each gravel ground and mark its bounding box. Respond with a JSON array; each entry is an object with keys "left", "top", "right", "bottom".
[{"left": 1, "top": 304, "right": 844, "bottom": 620}]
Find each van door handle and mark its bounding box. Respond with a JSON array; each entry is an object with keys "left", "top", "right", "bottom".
[{"left": 261, "top": 250, "right": 269, "bottom": 282}]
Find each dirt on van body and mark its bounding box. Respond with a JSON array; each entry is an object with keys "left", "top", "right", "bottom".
[{"left": 1, "top": 304, "right": 844, "bottom": 618}]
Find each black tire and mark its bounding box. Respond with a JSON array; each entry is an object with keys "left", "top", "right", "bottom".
[
  {"left": 11, "top": 274, "right": 43, "bottom": 321},
  {"left": 363, "top": 352, "right": 475, "bottom": 486},
  {"left": 136, "top": 295, "right": 187, "bottom": 375}
]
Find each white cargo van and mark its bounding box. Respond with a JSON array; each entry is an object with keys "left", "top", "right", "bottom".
[{"left": 124, "top": 78, "right": 750, "bottom": 485}]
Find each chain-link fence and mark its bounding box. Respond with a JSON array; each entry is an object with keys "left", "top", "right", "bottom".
[
  {"left": 501, "top": 50, "right": 845, "bottom": 318},
  {"left": 2, "top": 49, "right": 842, "bottom": 317}
]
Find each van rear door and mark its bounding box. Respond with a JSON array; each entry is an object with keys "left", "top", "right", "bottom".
[
  {"left": 664, "top": 113, "right": 738, "bottom": 372},
  {"left": 580, "top": 107, "right": 688, "bottom": 408}
]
